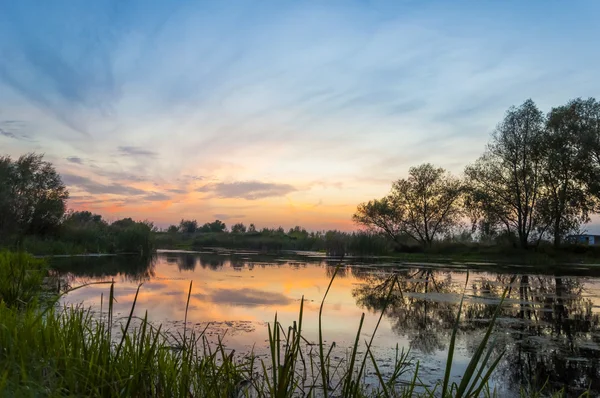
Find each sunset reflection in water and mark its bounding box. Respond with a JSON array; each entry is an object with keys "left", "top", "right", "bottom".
[{"left": 53, "top": 252, "right": 600, "bottom": 396}]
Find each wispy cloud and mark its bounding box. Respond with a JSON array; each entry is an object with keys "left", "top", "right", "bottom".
[
  {"left": 91, "top": 168, "right": 149, "bottom": 183},
  {"left": 198, "top": 181, "right": 297, "bottom": 200},
  {"left": 213, "top": 213, "right": 245, "bottom": 220},
  {"left": 118, "top": 146, "right": 158, "bottom": 158},
  {"left": 0, "top": 120, "right": 34, "bottom": 141},
  {"left": 66, "top": 156, "right": 84, "bottom": 164},
  {"left": 167, "top": 188, "right": 187, "bottom": 194},
  {"left": 62, "top": 173, "right": 146, "bottom": 196},
  {"left": 144, "top": 192, "right": 171, "bottom": 201}
]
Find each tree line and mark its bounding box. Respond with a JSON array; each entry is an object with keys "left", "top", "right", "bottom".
[
  {"left": 354, "top": 98, "right": 600, "bottom": 249},
  {"left": 160, "top": 221, "right": 392, "bottom": 256},
  {"left": 169, "top": 220, "right": 315, "bottom": 236},
  {"left": 0, "top": 154, "right": 155, "bottom": 254}
]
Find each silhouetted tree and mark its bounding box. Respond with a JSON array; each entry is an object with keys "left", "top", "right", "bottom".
[
  {"left": 465, "top": 100, "right": 546, "bottom": 249},
  {"left": 354, "top": 163, "right": 463, "bottom": 248},
  {"left": 197, "top": 220, "right": 226, "bottom": 233},
  {"left": 572, "top": 98, "right": 600, "bottom": 200},
  {"left": 539, "top": 101, "right": 594, "bottom": 247},
  {"left": 179, "top": 219, "right": 198, "bottom": 233},
  {"left": 288, "top": 226, "right": 308, "bottom": 239},
  {"left": 231, "top": 222, "right": 247, "bottom": 233},
  {"left": 0, "top": 153, "right": 68, "bottom": 241}
]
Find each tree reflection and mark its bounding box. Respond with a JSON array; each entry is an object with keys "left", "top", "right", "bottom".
[
  {"left": 198, "top": 254, "right": 225, "bottom": 270},
  {"left": 351, "top": 268, "right": 600, "bottom": 394},
  {"left": 177, "top": 254, "right": 198, "bottom": 271},
  {"left": 51, "top": 254, "right": 156, "bottom": 284}
]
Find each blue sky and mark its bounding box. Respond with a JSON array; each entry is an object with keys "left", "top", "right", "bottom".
[{"left": 1, "top": 0, "right": 599, "bottom": 230}]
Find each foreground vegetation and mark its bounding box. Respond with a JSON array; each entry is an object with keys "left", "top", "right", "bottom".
[{"left": 1, "top": 251, "right": 580, "bottom": 397}]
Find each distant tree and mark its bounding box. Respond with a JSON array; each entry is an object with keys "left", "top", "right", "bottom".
[
  {"left": 248, "top": 223, "right": 257, "bottom": 233},
  {"left": 109, "top": 218, "right": 154, "bottom": 254},
  {"left": 111, "top": 218, "right": 136, "bottom": 229},
  {"left": 354, "top": 163, "right": 463, "bottom": 248},
  {"left": 288, "top": 226, "right": 308, "bottom": 239},
  {"left": 0, "top": 153, "right": 69, "bottom": 240},
  {"left": 179, "top": 219, "right": 198, "bottom": 233},
  {"left": 325, "top": 230, "right": 347, "bottom": 257},
  {"left": 167, "top": 224, "right": 179, "bottom": 233},
  {"left": 209, "top": 220, "right": 226, "bottom": 233},
  {"left": 199, "top": 223, "right": 211, "bottom": 233},
  {"left": 231, "top": 222, "right": 247, "bottom": 233},
  {"left": 63, "top": 210, "right": 105, "bottom": 226},
  {"left": 465, "top": 100, "right": 546, "bottom": 249}
]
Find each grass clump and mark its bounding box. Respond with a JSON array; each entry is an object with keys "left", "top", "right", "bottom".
[
  {"left": 0, "top": 284, "right": 245, "bottom": 397},
  {"left": 0, "top": 251, "right": 48, "bottom": 307}
]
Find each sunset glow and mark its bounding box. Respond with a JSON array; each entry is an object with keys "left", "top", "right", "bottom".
[{"left": 2, "top": 1, "right": 600, "bottom": 229}]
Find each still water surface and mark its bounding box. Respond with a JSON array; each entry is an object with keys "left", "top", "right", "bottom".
[{"left": 51, "top": 251, "right": 600, "bottom": 396}]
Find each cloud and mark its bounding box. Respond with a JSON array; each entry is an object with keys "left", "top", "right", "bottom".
[
  {"left": 167, "top": 188, "right": 187, "bottom": 194},
  {"left": 0, "top": 120, "right": 34, "bottom": 141},
  {"left": 66, "top": 156, "right": 84, "bottom": 164},
  {"left": 183, "top": 175, "right": 205, "bottom": 181},
  {"left": 213, "top": 213, "right": 245, "bottom": 220},
  {"left": 92, "top": 168, "right": 149, "bottom": 182},
  {"left": 209, "top": 288, "right": 292, "bottom": 307},
  {"left": 198, "top": 181, "right": 297, "bottom": 200},
  {"left": 62, "top": 173, "right": 147, "bottom": 196},
  {"left": 0, "top": 128, "right": 18, "bottom": 139},
  {"left": 144, "top": 192, "right": 170, "bottom": 201},
  {"left": 118, "top": 146, "right": 158, "bottom": 157}
]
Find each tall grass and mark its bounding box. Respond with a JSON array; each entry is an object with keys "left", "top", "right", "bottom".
[
  {"left": 0, "top": 251, "right": 48, "bottom": 307},
  {"left": 0, "top": 254, "right": 576, "bottom": 397}
]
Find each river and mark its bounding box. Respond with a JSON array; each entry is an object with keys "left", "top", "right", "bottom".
[{"left": 51, "top": 250, "right": 600, "bottom": 397}]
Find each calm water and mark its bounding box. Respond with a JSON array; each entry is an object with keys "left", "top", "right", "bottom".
[{"left": 51, "top": 251, "right": 600, "bottom": 396}]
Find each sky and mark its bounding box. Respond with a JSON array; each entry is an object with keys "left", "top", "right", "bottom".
[{"left": 1, "top": 0, "right": 600, "bottom": 231}]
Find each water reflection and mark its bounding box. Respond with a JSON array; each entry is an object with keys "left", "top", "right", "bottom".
[
  {"left": 51, "top": 254, "right": 157, "bottom": 284},
  {"left": 52, "top": 252, "right": 600, "bottom": 396},
  {"left": 352, "top": 269, "right": 600, "bottom": 395}
]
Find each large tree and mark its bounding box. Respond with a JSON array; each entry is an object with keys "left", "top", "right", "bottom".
[
  {"left": 465, "top": 100, "right": 546, "bottom": 249},
  {"left": 571, "top": 98, "right": 600, "bottom": 199},
  {"left": 354, "top": 163, "right": 463, "bottom": 248},
  {"left": 0, "top": 153, "right": 68, "bottom": 240},
  {"left": 538, "top": 102, "right": 594, "bottom": 247}
]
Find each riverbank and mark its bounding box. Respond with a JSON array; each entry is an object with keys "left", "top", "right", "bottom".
[{"left": 155, "top": 230, "right": 600, "bottom": 266}]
